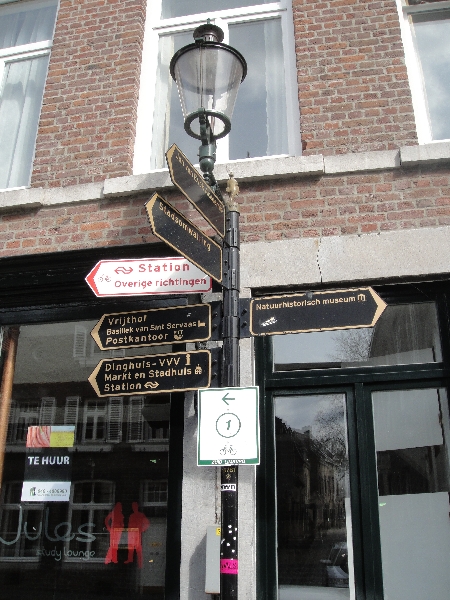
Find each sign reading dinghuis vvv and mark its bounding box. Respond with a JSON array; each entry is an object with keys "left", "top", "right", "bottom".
[
  {"left": 88, "top": 350, "right": 211, "bottom": 397},
  {"left": 250, "top": 288, "right": 387, "bottom": 336}
]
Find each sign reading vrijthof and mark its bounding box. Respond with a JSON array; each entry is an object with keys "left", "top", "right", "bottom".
[{"left": 91, "top": 304, "right": 211, "bottom": 350}]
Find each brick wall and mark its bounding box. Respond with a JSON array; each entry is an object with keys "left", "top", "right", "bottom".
[
  {"left": 2, "top": 166, "right": 449, "bottom": 257},
  {"left": 293, "top": 0, "right": 418, "bottom": 155},
  {"left": 31, "top": 0, "right": 146, "bottom": 189}
]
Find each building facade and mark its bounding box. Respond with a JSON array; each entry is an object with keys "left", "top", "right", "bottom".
[{"left": 0, "top": 0, "right": 450, "bottom": 599}]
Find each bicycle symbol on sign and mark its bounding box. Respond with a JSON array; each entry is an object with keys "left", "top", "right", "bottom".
[{"left": 220, "top": 443, "right": 237, "bottom": 456}]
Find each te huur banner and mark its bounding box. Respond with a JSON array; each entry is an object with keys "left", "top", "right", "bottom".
[
  {"left": 21, "top": 426, "right": 75, "bottom": 502},
  {"left": 250, "top": 287, "right": 387, "bottom": 336},
  {"left": 89, "top": 350, "right": 211, "bottom": 397}
]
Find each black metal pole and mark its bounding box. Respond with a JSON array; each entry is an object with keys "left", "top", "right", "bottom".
[
  {"left": 198, "top": 124, "right": 240, "bottom": 600},
  {"left": 220, "top": 201, "right": 240, "bottom": 599}
]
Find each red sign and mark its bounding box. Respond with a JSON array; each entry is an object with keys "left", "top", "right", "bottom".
[{"left": 85, "top": 257, "right": 212, "bottom": 297}]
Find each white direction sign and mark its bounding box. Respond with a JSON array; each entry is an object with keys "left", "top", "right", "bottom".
[
  {"left": 197, "top": 387, "right": 260, "bottom": 466},
  {"left": 85, "top": 256, "right": 212, "bottom": 297}
]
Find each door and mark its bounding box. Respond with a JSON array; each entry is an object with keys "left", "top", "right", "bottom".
[
  {"left": 274, "top": 392, "right": 355, "bottom": 600},
  {"left": 370, "top": 386, "right": 450, "bottom": 600}
]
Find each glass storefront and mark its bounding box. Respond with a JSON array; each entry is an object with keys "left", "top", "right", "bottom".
[
  {"left": 0, "top": 320, "right": 172, "bottom": 599},
  {"left": 275, "top": 394, "right": 353, "bottom": 600},
  {"left": 257, "top": 286, "right": 450, "bottom": 600}
]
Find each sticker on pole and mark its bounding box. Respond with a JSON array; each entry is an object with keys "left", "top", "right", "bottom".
[{"left": 197, "top": 387, "right": 259, "bottom": 466}]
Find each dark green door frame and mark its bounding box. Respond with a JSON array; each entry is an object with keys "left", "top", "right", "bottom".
[{"left": 255, "top": 280, "right": 450, "bottom": 600}]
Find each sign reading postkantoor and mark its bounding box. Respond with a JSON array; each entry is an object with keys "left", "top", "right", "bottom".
[{"left": 85, "top": 257, "right": 212, "bottom": 297}]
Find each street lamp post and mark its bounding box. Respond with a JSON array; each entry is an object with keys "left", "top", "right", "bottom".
[{"left": 170, "top": 22, "right": 247, "bottom": 600}]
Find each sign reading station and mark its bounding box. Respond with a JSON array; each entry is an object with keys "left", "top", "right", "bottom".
[
  {"left": 88, "top": 350, "right": 211, "bottom": 397},
  {"left": 145, "top": 193, "right": 222, "bottom": 284},
  {"left": 91, "top": 304, "right": 212, "bottom": 350},
  {"left": 166, "top": 144, "right": 225, "bottom": 237},
  {"left": 197, "top": 387, "right": 260, "bottom": 466},
  {"left": 85, "top": 256, "right": 212, "bottom": 297},
  {"left": 250, "top": 287, "right": 387, "bottom": 336}
]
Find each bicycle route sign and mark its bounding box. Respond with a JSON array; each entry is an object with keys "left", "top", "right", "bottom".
[{"left": 197, "top": 386, "right": 260, "bottom": 466}]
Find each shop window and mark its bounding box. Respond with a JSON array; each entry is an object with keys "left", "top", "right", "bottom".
[
  {"left": 133, "top": 0, "right": 300, "bottom": 173},
  {"left": 0, "top": 0, "right": 58, "bottom": 190},
  {"left": 257, "top": 284, "right": 450, "bottom": 600},
  {"left": 398, "top": 0, "right": 450, "bottom": 143},
  {"left": 0, "top": 482, "right": 44, "bottom": 560},
  {"left": 66, "top": 481, "right": 115, "bottom": 563},
  {"left": 0, "top": 317, "right": 175, "bottom": 599},
  {"left": 273, "top": 301, "right": 442, "bottom": 371}
]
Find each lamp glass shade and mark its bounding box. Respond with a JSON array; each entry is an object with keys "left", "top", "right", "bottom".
[{"left": 172, "top": 43, "right": 245, "bottom": 139}]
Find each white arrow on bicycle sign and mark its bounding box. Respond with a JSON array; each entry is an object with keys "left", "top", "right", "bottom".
[{"left": 197, "top": 386, "right": 260, "bottom": 466}]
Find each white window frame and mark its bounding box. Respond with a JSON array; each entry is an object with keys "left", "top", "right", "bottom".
[
  {"left": 0, "top": 0, "right": 58, "bottom": 192},
  {"left": 396, "top": 0, "right": 450, "bottom": 144},
  {"left": 133, "top": 0, "right": 301, "bottom": 174}
]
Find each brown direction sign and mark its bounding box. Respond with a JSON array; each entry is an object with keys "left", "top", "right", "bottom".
[
  {"left": 91, "top": 304, "right": 211, "bottom": 350},
  {"left": 250, "top": 288, "right": 387, "bottom": 336},
  {"left": 166, "top": 144, "right": 225, "bottom": 237},
  {"left": 145, "top": 193, "right": 222, "bottom": 284},
  {"left": 88, "top": 350, "right": 211, "bottom": 397}
]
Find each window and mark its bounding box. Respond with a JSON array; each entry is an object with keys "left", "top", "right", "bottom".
[
  {"left": 134, "top": 0, "right": 300, "bottom": 173},
  {"left": 256, "top": 282, "right": 450, "bottom": 600},
  {"left": 398, "top": 0, "right": 450, "bottom": 143},
  {"left": 0, "top": 0, "right": 58, "bottom": 190}
]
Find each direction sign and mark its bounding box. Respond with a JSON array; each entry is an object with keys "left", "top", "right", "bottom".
[
  {"left": 145, "top": 193, "right": 222, "bottom": 284},
  {"left": 91, "top": 304, "right": 212, "bottom": 350},
  {"left": 166, "top": 144, "right": 225, "bottom": 237},
  {"left": 88, "top": 350, "right": 211, "bottom": 397},
  {"left": 85, "top": 256, "right": 211, "bottom": 297},
  {"left": 197, "top": 387, "right": 260, "bottom": 466},
  {"left": 250, "top": 288, "right": 386, "bottom": 336}
]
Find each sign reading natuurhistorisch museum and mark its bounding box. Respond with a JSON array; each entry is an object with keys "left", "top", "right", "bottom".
[
  {"left": 88, "top": 350, "right": 211, "bottom": 397},
  {"left": 250, "top": 287, "right": 387, "bottom": 336},
  {"left": 166, "top": 144, "right": 225, "bottom": 237},
  {"left": 91, "top": 304, "right": 212, "bottom": 350},
  {"left": 85, "top": 256, "right": 212, "bottom": 297},
  {"left": 197, "top": 387, "right": 260, "bottom": 466},
  {"left": 145, "top": 193, "right": 222, "bottom": 283}
]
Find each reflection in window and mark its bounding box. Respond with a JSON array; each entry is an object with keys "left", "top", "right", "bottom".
[
  {"left": 372, "top": 388, "right": 450, "bottom": 600},
  {"left": 275, "top": 395, "right": 353, "bottom": 597},
  {"left": 0, "top": 482, "right": 44, "bottom": 560},
  {"left": 411, "top": 10, "right": 450, "bottom": 141},
  {"left": 0, "top": 0, "right": 58, "bottom": 189},
  {"left": 161, "top": 0, "right": 272, "bottom": 19},
  {"left": 1, "top": 319, "right": 172, "bottom": 599},
  {"left": 67, "top": 481, "right": 114, "bottom": 562},
  {"left": 274, "top": 302, "right": 442, "bottom": 371}
]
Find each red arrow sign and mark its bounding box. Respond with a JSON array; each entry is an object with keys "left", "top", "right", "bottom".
[{"left": 85, "top": 257, "right": 212, "bottom": 297}]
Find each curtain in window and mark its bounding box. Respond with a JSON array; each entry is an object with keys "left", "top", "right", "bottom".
[
  {"left": 229, "top": 18, "right": 288, "bottom": 160},
  {"left": 0, "top": 54, "right": 49, "bottom": 189},
  {"left": 0, "top": 4, "right": 58, "bottom": 49},
  {"left": 411, "top": 10, "right": 450, "bottom": 140}
]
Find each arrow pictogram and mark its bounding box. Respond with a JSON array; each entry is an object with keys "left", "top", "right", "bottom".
[{"left": 222, "top": 393, "right": 235, "bottom": 406}]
